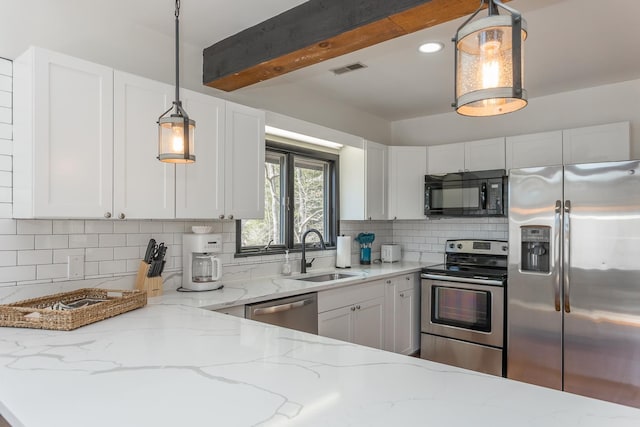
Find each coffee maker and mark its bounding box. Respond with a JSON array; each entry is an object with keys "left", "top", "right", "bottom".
[{"left": 182, "top": 233, "right": 223, "bottom": 291}]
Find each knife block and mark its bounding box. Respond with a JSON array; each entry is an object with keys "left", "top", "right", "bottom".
[{"left": 135, "top": 260, "right": 163, "bottom": 297}]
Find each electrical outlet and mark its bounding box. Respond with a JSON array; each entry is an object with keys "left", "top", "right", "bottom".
[{"left": 68, "top": 255, "right": 84, "bottom": 279}]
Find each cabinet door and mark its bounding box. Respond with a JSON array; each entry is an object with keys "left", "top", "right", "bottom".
[
  {"left": 224, "top": 101, "right": 265, "bottom": 219},
  {"left": 562, "top": 122, "right": 630, "bottom": 164},
  {"left": 113, "top": 71, "right": 175, "bottom": 219},
  {"left": 427, "top": 143, "right": 465, "bottom": 174},
  {"left": 464, "top": 137, "right": 506, "bottom": 171},
  {"left": 364, "top": 140, "right": 387, "bottom": 220},
  {"left": 13, "top": 47, "right": 113, "bottom": 218},
  {"left": 338, "top": 145, "right": 365, "bottom": 220},
  {"left": 318, "top": 305, "right": 354, "bottom": 343},
  {"left": 394, "top": 287, "right": 417, "bottom": 355},
  {"left": 175, "top": 90, "right": 225, "bottom": 219},
  {"left": 506, "top": 131, "right": 563, "bottom": 170},
  {"left": 387, "top": 146, "right": 427, "bottom": 220},
  {"left": 353, "top": 296, "right": 385, "bottom": 349},
  {"left": 384, "top": 274, "right": 420, "bottom": 355}
]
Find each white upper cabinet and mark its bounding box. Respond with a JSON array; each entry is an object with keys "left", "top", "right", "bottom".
[
  {"left": 113, "top": 71, "right": 175, "bottom": 219},
  {"left": 506, "top": 131, "right": 563, "bottom": 171},
  {"left": 13, "top": 47, "right": 114, "bottom": 218},
  {"left": 427, "top": 138, "right": 505, "bottom": 174},
  {"left": 387, "top": 146, "right": 427, "bottom": 220},
  {"left": 340, "top": 140, "right": 387, "bottom": 220},
  {"left": 427, "top": 143, "right": 465, "bottom": 174},
  {"left": 562, "top": 121, "right": 630, "bottom": 165},
  {"left": 224, "top": 101, "right": 265, "bottom": 220},
  {"left": 175, "top": 90, "right": 225, "bottom": 219}
]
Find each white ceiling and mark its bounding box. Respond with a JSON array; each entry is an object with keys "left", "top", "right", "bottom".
[{"left": 3, "top": 0, "right": 640, "bottom": 125}]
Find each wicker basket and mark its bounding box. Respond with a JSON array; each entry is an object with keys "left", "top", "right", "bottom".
[{"left": 0, "top": 288, "right": 147, "bottom": 331}]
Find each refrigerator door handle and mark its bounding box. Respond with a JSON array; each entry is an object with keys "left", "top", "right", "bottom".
[
  {"left": 554, "top": 200, "right": 562, "bottom": 312},
  {"left": 563, "top": 200, "right": 572, "bottom": 313}
]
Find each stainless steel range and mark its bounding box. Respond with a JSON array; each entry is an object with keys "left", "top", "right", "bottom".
[{"left": 420, "top": 239, "right": 508, "bottom": 376}]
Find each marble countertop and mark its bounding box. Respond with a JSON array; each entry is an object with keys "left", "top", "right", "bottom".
[
  {"left": 2, "top": 262, "right": 640, "bottom": 426},
  {"left": 152, "top": 261, "right": 424, "bottom": 310},
  {"left": 2, "top": 304, "right": 640, "bottom": 426}
]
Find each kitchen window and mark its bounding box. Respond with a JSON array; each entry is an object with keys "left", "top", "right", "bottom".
[{"left": 237, "top": 141, "right": 339, "bottom": 254}]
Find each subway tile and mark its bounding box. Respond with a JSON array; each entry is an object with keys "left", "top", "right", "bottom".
[
  {"left": 0, "top": 140, "right": 11, "bottom": 156},
  {"left": 86, "top": 247, "right": 113, "bottom": 262},
  {"left": 162, "top": 221, "right": 185, "bottom": 233},
  {"left": 52, "top": 220, "right": 85, "bottom": 234},
  {"left": 0, "top": 170, "right": 11, "bottom": 186},
  {"left": 0, "top": 155, "right": 11, "bottom": 171},
  {"left": 0, "top": 265, "right": 36, "bottom": 283},
  {"left": 0, "top": 91, "right": 10, "bottom": 108},
  {"left": 99, "top": 234, "right": 125, "bottom": 247},
  {"left": 0, "top": 251, "right": 16, "bottom": 266},
  {"left": 0, "top": 218, "right": 16, "bottom": 234},
  {"left": 99, "top": 260, "right": 126, "bottom": 275},
  {"left": 127, "top": 259, "right": 142, "bottom": 273},
  {"left": 113, "top": 246, "right": 140, "bottom": 260},
  {"left": 17, "top": 219, "right": 52, "bottom": 235},
  {"left": 84, "top": 261, "right": 99, "bottom": 276},
  {"left": 69, "top": 234, "right": 98, "bottom": 248},
  {"left": 126, "top": 233, "right": 151, "bottom": 247},
  {"left": 85, "top": 220, "right": 113, "bottom": 234},
  {"left": 150, "top": 233, "right": 173, "bottom": 245},
  {"left": 0, "top": 75, "right": 10, "bottom": 92},
  {"left": 139, "top": 221, "right": 163, "bottom": 233},
  {"left": 0, "top": 123, "right": 11, "bottom": 140},
  {"left": 0, "top": 106, "right": 10, "bottom": 124},
  {"left": 35, "top": 235, "right": 68, "bottom": 249},
  {"left": 53, "top": 248, "right": 84, "bottom": 264},
  {"left": 113, "top": 221, "right": 139, "bottom": 233},
  {"left": 37, "top": 264, "right": 67, "bottom": 280},
  {"left": 18, "top": 250, "right": 52, "bottom": 265},
  {"left": 0, "top": 60, "right": 11, "bottom": 77},
  {"left": 0, "top": 235, "right": 33, "bottom": 250},
  {"left": 0, "top": 203, "right": 12, "bottom": 219}
]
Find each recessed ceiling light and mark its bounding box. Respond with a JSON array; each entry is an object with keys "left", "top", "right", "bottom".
[{"left": 418, "top": 42, "right": 444, "bottom": 54}]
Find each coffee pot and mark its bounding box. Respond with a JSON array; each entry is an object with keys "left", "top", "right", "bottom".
[{"left": 182, "top": 233, "right": 223, "bottom": 291}]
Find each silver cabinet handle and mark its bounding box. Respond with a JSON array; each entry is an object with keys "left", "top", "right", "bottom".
[
  {"left": 252, "top": 299, "right": 312, "bottom": 316},
  {"left": 405, "top": 276, "right": 410, "bottom": 280},
  {"left": 218, "top": 214, "right": 225, "bottom": 219},
  {"left": 553, "top": 200, "right": 562, "bottom": 312},
  {"left": 356, "top": 305, "right": 361, "bottom": 310},
  {"left": 563, "top": 200, "right": 572, "bottom": 313},
  {"left": 118, "top": 213, "right": 125, "bottom": 220},
  {"left": 104, "top": 212, "right": 112, "bottom": 219},
  {"left": 386, "top": 280, "right": 391, "bottom": 284},
  {"left": 399, "top": 293, "right": 405, "bottom": 298},
  {"left": 350, "top": 306, "right": 356, "bottom": 311},
  {"left": 228, "top": 214, "right": 234, "bottom": 220}
]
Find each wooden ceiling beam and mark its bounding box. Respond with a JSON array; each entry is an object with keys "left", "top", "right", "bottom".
[{"left": 203, "top": 0, "right": 502, "bottom": 92}]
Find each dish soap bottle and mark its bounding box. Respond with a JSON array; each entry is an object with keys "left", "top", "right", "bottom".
[{"left": 282, "top": 250, "right": 292, "bottom": 276}]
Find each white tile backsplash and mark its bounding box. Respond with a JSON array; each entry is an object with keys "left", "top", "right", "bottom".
[
  {"left": 35, "top": 235, "right": 68, "bottom": 249},
  {"left": 17, "top": 250, "right": 52, "bottom": 265}
]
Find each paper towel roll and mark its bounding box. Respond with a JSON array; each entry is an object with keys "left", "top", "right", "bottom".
[{"left": 336, "top": 235, "right": 352, "bottom": 268}]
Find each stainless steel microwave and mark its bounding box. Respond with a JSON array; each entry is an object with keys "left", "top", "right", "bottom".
[{"left": 424, "top": 169, "right": 507, "bottom": 216}]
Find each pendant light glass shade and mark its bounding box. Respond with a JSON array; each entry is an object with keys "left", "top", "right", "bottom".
[
  {"left": 158, "top": 114, "right": 195, "bottom": 163},
  {"left": 157, "top": 0, "right": 195, "bottom": 163},
  {"left": 454, "top": 1, "right": 527, "bottom": 117}
]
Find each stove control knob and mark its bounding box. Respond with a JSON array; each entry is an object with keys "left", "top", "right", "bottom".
[
  {"left": 457, "top": 243, "right": 463, "bottom": 249},
  {"left": 502, "top": 245, "right": 508, "bottom": 252},
  {"left": 448, "top": 243, "right": 455, "bottom": 249}
]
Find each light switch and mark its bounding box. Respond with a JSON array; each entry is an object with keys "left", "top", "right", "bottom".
[{"left": 68, "top": 255, "right": 84, "bottom": 279}]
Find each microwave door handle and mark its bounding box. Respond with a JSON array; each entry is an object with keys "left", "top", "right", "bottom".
[
  {"left": 480, "top": 182, "right": 487, "bottom": 209},
  {"left": 425, "top": 186, "right": 431, "bottom": 213}
]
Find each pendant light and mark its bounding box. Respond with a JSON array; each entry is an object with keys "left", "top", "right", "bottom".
[
  {"left": 157, "top": 0, "right": 195, "bottom": 163},
  {"left": 453, "top": 0, "right": 527, "bottom": 117}
]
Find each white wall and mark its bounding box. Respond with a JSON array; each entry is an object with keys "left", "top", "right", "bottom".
[{"left": 392, "top": 79, "right": 640, "bottom": 159}]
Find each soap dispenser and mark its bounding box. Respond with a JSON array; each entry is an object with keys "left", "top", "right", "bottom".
[{"left": 282, "top": 250, "right": 292, "bottom": 276}]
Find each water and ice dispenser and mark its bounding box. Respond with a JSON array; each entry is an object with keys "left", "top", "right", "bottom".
[{"left": 521, "top": 226, "right": 550, "bottom": 273}]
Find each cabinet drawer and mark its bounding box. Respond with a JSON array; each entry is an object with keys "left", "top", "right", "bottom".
[{"left": 318, "top": 281, "right": 385, "bottom": 313}]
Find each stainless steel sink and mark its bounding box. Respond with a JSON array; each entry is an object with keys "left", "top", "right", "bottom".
[{"left": 295, "top": 273, "right": 358, "bottom": 282}]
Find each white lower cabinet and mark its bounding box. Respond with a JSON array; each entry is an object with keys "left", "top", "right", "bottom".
[
  {"left": 318, "top": 280, "right": 385, "bottom": 349},
  {"left": 384, "top": 273, "right": 420, "bottom": 355}
]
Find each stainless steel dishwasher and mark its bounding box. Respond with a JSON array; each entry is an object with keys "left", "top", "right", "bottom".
[{"left": 245, "top": 292, "right": 318, "bottom": 334}]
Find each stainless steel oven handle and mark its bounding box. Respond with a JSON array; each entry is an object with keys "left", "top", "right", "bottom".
[
  {"left": 554, "top": 200, "right": 562, "bottom": 312},
  {"left": 252, "top": 299, "right": 311, "bottom": 316},
  {"left": 563, "top": 200, "right": 571, "bottom": 313},
  {"left": 421, "top": 273, "right": 503, "bottom": 286}
]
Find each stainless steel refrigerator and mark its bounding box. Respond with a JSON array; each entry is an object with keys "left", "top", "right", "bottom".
[{"left": 508, "top": 160, "right": 640, "bottom": 408}]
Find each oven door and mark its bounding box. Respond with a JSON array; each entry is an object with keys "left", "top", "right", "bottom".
[{"left": 421, "top": 278, "right": 504, "bottom": 348}]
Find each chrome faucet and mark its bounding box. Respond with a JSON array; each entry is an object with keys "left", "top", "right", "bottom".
[{"left": 301, "top": 229, "right": 326, "bottom": 274}]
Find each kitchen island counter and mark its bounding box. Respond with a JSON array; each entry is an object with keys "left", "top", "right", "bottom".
[{"left": 1, "top": 301, "right": 640, "bottom": 426}]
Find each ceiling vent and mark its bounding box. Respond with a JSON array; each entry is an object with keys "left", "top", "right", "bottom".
[{"left": 331, "top": 62, "right": 367, "bottom": 75}]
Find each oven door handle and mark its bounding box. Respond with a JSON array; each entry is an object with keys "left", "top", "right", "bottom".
[{"left": 421, "top": 273, "right": 503, "bottom": 286}]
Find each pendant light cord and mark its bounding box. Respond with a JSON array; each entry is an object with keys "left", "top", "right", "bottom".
[{"left": 174, "top": 0, "right": 180, "bottom": 108}]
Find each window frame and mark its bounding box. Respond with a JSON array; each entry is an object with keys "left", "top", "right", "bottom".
[{"left": 236, "top": 140, "right": 339, "bottom": 256}]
